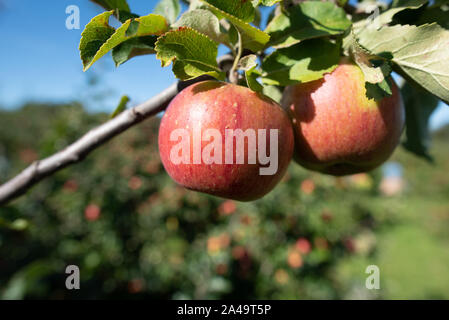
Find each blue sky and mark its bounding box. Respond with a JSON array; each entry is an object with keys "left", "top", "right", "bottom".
[
  {"left": 0, "top": 0, "right": 448, "bottom": 130},
  {"left": 0, "top": 0, "right": 180, "bottom": 111}
]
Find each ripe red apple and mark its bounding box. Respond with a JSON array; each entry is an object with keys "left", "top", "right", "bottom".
[
  {"left": 158, "top": 80, "right": 294, "bottom": 201},
  {"left": 281, "top": 59, "right": 405, "bottom": 176}
]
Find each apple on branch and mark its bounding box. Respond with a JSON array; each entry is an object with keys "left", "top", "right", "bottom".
[
  {"left": 281, "top": 59, "right": 405, "bottom": 176},
  {"left": 158, "top": 81, "right": 294, "bottom": 201}
]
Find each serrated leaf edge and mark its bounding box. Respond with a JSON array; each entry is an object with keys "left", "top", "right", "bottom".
[
  {"left": 79, "top": 10, "right": 116, "bottom": 69},
  {"left": 83, "top": 14, "right": 169, "bottom": 71},
  {"left": 154, "top": 27, "right": 222, "bottom": 74},
  {"left": 202, "top": 1, "right": 270, "bottom": 51}
]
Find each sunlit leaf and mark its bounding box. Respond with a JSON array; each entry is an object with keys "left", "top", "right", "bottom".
[
  {"left": 155, "top": 27, "right": 225, "bottom": 80},
  {"left": 238, "top": 54, "right": 263, "bottom": 92},
  {"left": 358, "top": 23, "right": 449, "bottom": 104},
  {"left": 154, "top": 0, "right": 181, "bottom": 24},
  {"left": 354, "top": 0, "right": 427, "bottom": 31},
  {"left": 79, "top": 11, "right": 116, "bottom": 70},
  {"left": 265, "top": 1, "right": 351, "bottom": 48},
  {"left": 202, "top": 0, "right": 269, "bottom": 52},
  {"left": 261, "top": 39, "right": 340, "bottom": 86},
  {"left": 82, "top": 14, "right": 169, "bottom": 71},
  {"left": 172, "top": 9, "right": 229, "bottom": 45}
]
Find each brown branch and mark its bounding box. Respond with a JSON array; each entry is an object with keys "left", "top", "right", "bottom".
[{"left": 0, "top": 75, "right": 217, "bottom": 206}]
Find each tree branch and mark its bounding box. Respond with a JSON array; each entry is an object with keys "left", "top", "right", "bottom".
[{"left": 0, "top": 75, "right": 216, "bottom": 206}]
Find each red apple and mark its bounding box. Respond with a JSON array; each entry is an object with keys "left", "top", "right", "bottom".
[
  {"left": 158, "top": 80, "right": 294, "bottom": 201},
  {"left": 281, "top": 59, "right": 405, "bottom": 176}
]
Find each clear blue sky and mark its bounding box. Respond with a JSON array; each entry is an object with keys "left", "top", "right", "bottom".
[
  {"left": 0, "top": 0, "right": 180, "bottom": 112},
  {"left": 0, "top": 0, "right": 448, "bottom": 129}
]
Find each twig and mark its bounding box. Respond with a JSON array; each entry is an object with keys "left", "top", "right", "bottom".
[
  {"left": 0, "top": 75, "right": 215, "bottom": 206},
  {"left": 229, "top": 30, "right": 243, "bottom": 85}
]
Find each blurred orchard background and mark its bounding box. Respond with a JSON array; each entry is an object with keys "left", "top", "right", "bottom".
[{"left": 1, "top": 0, "right": 449, "bottom": 299}]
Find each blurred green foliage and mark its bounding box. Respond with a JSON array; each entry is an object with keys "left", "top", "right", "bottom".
[{"left": 0, "top": 103, "right": 448, "bottom": 299}]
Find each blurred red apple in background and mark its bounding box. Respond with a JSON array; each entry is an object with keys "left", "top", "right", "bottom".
[
  {"left": 295, "top": 237, "right": 311, "bottom": 255},
  {"left": 158, "top": 81, "right": 294, "bottom": 201},
  {"left": 281, "top": 59, "right": 404, "bottom": 176},
  {"left": 84, "top": 204, "right": 101, "bottom": 221}
]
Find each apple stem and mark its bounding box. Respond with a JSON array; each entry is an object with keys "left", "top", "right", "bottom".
[{"left": 229, "top": 30, "right": 243, "bottom": 85}]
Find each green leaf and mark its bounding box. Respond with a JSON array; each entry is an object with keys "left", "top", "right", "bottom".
[
  {"left": 188, "top": 0, "right": 208, "bottom": 10},
  {"left": 202, "top": 0, "right": 269, "bottom": 52},
  {"left": 358, "top": 23, "right": 449, "bottom": 105},
  {"left": 265, "top": 1, "right": 351, "bottom": 48},
  {"left": 1, "top": 260, "right": 58, "bottom": 300},
  {"left": 79, "top": 11, "right": 116, "bottom": 70},
  {"left": 82, "top": 14, "right": 169, "bottom": 71},
  {"left": 261, "top": 39, "right": 340, "bottom": 86},
  {"left": 354, "top": 0, "right": 427, "bottom": 31},
  {"left": 246, "top": 72, "right": 263, "bottom": 92},
  {"left": 365, "top": 78, "right": 393, "bottom": 101},
  {"left": 112, "top": 36, "right": 158, "bottom": 67},
  {"left": 203, "top": 0, "right": 255, "bottom": 22},
  {"left": 349, "top": 32, "right": 390, "bottom": 84},
  {"left": 110, "top": 95, "right": 130, "bottom": 118},
  {"left": 253, "top": 6, "right": 262, "bottom": 28},
  {"left": 238, "top": 54, "right": 258, "bottom": 71},
  {"left": 262, "top": 85, "right": 282, "bottom": 103},
  {"left": 172, "top": 9, "right": 229, "bottom": 45},
  {"left": 0, "top": 217, "right": 29, "bottom": 231},
  {"left": 238, "top": 54, "right": 263, "bottom": 92},
  {"left": 346, "top": 29, "right": 393, "bottom": 100},
  {"left": 154, "top": 0, "right": 181, "bottom": 24},
  {"left": 155, "top": 27, "right": 225, "bottom": 80},
  {"left": 116, "top": 11, "right": 140, "bottom": 23},
  {"left": 90, "top": 0, "right": 130, "bottom": 12},
  {"left": 401, "top": 81, "right": 440, "bottom": 161},
  {"left": 90, "top": 0, "right": 135, "bottom": 22}
]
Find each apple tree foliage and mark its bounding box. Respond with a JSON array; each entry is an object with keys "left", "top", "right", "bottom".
[{"left": 81, "top": 0, "right": 449, "bottom": 160}]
